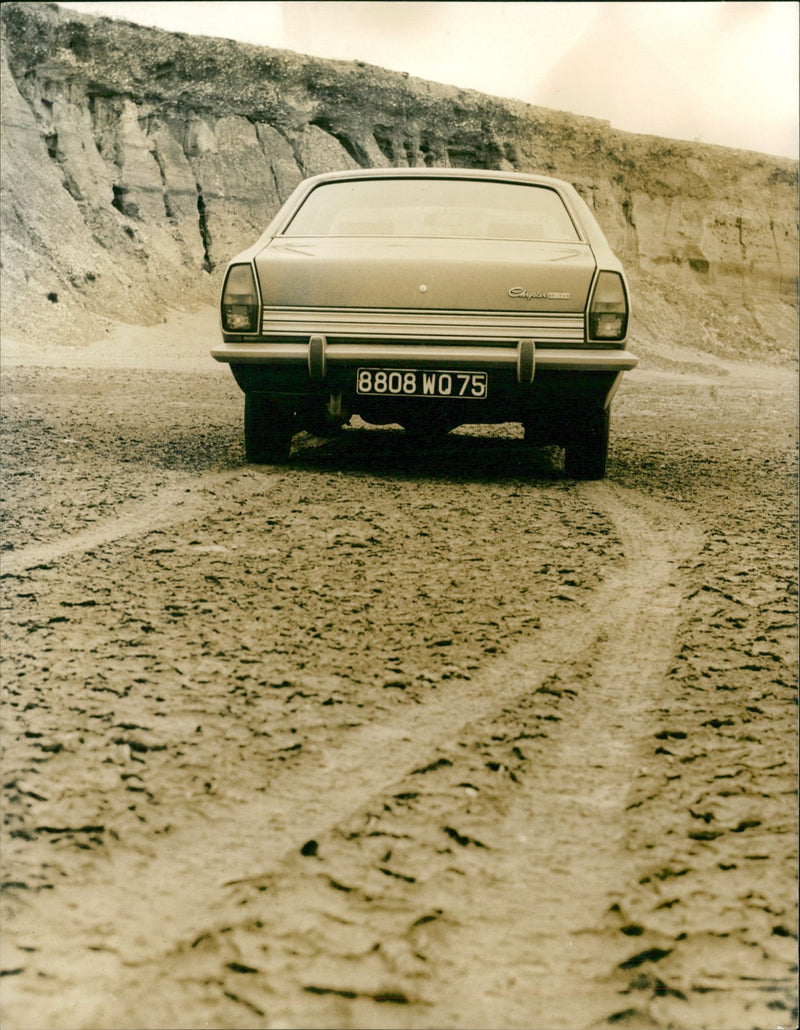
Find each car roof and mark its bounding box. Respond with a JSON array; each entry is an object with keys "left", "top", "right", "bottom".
[{"left": 298, "top": 167, "right": 573, "bottom": 190}]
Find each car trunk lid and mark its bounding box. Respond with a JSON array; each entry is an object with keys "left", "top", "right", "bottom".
[{"left": 255, "top": 237, "right": 596, "bottom": 313}]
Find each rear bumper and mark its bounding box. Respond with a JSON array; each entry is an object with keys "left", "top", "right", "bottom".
[
  {"left": 211, "top": 339, "right": 639, "bottom": 376},
  {"left": 213, "top": 336, "right": 638, "bottom": 438}
]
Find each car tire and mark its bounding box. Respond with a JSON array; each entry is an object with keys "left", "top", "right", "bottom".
[
  {"left": 564, "top": 408, "right": 610, "bottom": 480},
  {"left": 244, "top": 394, "right": 295, "bottom": 464}
]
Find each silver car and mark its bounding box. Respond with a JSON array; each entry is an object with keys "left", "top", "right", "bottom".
[{"left": 212, "top": 168, "right": 637, "bottom": 478}]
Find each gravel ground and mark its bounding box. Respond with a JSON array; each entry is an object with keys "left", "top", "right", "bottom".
[{"left": 0, "top": 315, "right": 797, "bottom": 1030}]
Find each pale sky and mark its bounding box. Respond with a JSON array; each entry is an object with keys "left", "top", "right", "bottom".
[{"left": 59, "top": 1, "right": 799, "bottom": 159}]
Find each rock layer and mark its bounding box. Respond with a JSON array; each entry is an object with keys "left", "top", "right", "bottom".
[{"left": 1, "top": 1, "right": 797, "bottom": 359}]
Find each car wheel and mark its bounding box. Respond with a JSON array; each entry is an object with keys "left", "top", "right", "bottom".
[
  {"left": 564, "top": 408, "right": 610, "bottom": 480},
  {"left": 244, "top": 394, "right": 295, "bottom": 464}
]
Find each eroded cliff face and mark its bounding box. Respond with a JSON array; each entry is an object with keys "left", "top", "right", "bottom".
[{"left": 1, "top": 2, "right": 797, "bottom": 360}]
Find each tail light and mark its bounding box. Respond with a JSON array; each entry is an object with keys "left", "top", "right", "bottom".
[
  {"left": 221, "top": 263, "right": 259, "bottom": 333},
  {"left": 588, "top": 271, "right": 628, "bottom": 342}
]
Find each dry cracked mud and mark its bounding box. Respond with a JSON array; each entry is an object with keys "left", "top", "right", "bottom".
[{"left": 0, "top": 312, "right": 797, "bottom": 1030}]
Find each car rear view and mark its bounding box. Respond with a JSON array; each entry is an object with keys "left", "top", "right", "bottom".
[{"left": 213, "top": 168, "right": 637, "bottom": 478}]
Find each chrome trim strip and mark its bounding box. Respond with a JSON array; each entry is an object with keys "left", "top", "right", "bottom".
[
  {"left": 261, "top": 307, "right": 585, "bottom": 344},
  {"left": 212, "top": 342, "right": 638, "bottom": 372},
  {"left": 261, "top": 305, "right": 585, "bottom": 322}
]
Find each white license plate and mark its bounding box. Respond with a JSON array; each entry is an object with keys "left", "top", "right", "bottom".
[{"left": 356, "top": 368, "right": 488, "bottom": 399}]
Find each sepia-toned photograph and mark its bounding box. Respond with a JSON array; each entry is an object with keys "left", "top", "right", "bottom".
[{"left": 1, "top": 2, "right": 797, "bottom": 1028}]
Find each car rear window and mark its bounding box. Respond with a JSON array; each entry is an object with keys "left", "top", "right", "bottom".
[{"left": 282, "top": 178, "right": 581, "bottom": 242}]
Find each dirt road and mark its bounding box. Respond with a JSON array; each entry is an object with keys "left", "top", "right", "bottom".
[{"left": 1, "top": 311, "right": 797, "bottom": 1030}]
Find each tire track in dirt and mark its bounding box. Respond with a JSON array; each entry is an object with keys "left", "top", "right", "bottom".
[
  {"left": 1, "top": 484, "right": 702, "bottom": 1029},
  {"left": 403, "top": 484, "right": 703, "bottom": 1029},
  {"left": 0, "top": 469, "right": 254, "bottom": 578}
]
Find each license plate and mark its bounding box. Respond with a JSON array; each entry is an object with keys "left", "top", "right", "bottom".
[{"left": 356, "top": 368, "right": 488, "bottom": 399}]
